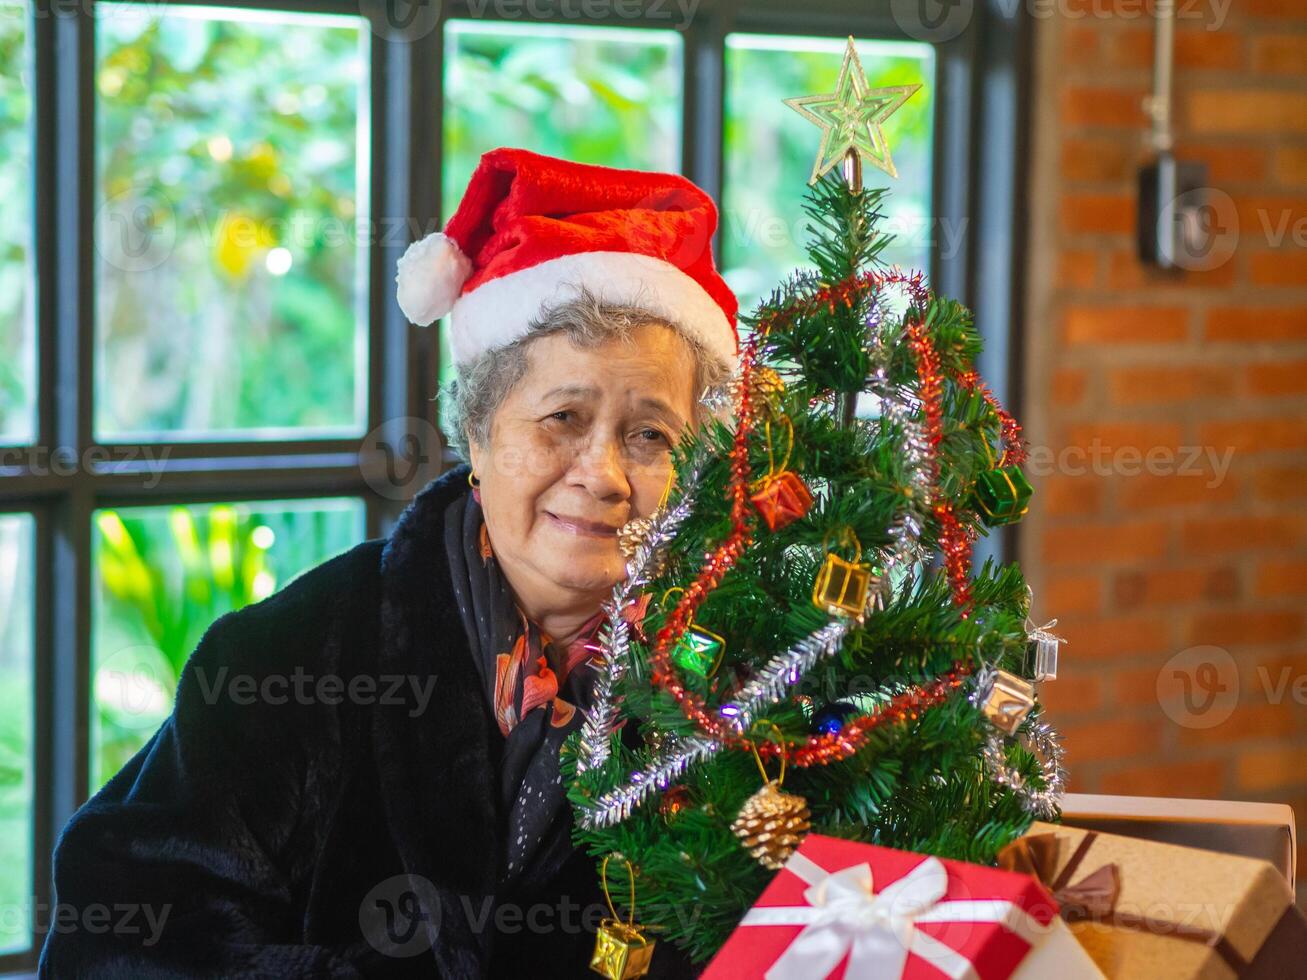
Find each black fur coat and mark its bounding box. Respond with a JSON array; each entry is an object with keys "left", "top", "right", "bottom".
[{"left": 39, "top": 463, "right": 700, "bottom": 978}]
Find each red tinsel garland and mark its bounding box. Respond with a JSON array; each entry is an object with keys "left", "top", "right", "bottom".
[
  {"left": 645, "top": 267, "right": 1018, "bottom": 764},
  {"left": 906, "top": 317, "right": 974, "bottom": 614}
]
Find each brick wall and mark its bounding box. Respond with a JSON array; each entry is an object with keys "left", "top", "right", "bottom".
[{"left": 1020, "top": 0, "right": 1307, "bottom": 889}]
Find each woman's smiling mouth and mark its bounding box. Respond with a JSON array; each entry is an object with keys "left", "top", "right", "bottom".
[{"left": 545, "top": 512, "right": 621, "bottom": 537}]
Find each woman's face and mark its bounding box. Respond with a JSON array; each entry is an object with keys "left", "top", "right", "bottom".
[{"left": 468, "top": 323, "right": 697, "bottom": 610}]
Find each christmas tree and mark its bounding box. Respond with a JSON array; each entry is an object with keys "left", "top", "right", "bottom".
[{"left": 562, "top": 38, "right": 1065, "bottom": 972}]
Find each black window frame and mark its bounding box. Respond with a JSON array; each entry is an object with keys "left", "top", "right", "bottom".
[{"left": 4, "top": 0, "right": 1031, "bottom": 970}]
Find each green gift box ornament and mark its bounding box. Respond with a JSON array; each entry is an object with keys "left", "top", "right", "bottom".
[
  {"left": 974, "top": 465, "right": 1033, "bottom": 526},
  {"left": 670, "top": 625, "right": 725, "bottom": 677}
]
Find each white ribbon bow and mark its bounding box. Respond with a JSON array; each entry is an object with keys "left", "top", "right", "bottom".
[{"left": 740, "top": 851, "right": 1044, "bottom": 980}]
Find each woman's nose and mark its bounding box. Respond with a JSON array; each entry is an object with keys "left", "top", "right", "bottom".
[{"left": 570, "top": 438, "right": 630, "bottom": 501}]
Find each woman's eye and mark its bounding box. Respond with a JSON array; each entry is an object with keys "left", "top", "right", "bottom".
[{"left": 636, "top": 428, "right": 669, "bottom": 444}]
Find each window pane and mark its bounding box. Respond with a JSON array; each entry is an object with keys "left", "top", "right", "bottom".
[
  {"left": 94, "top": 5, "right": 370, "bottom": 441},
  {"left": 0, "top": 514, "right": 34, "bottom": 955},
  {"left": 723, "top": 34, "right": 936, "bottom": 314},
  {"left": 0, "top": 3, "right": 35, "bottom": 445},
  {"left": 439, "top": 20, "right": 683, "bottom": 390},
  {"left": 90, "top": 497, "right": 365, "bottom": 789}
]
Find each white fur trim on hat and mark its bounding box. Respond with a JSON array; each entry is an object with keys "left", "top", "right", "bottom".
[
  {"left": 447, "top": 251, "right": 736, "bottom": 371},
  {"left": 394, "top": 232, "right": 473, "bottom": 327}
]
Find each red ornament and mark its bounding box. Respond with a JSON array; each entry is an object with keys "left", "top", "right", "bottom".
[
  {"left": 659, "top": 785, "right": 691, "bottom": 818},
  {"left": 750, "top": 471, "right": 813, "bottom": 531}
]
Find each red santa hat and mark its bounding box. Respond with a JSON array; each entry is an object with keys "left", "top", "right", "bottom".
[{"left": 394, "top": 146, "right": 739, "bottom": 370}]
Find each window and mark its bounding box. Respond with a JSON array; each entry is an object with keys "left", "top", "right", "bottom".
[
  {"left": 0, "top": 514, "right": 33, "bottom": 956},
  {"left": 722, "top": 34, "right": 935, "bottom": 314},
  {"left": 4, "top": 0, "right": 1025, "bottom": 969},
  {"left": 0, "top": 1, "right": 34, "bottom": 444},
  {"left": 94, "top": 4, "right": 370, "bottom": 441},
  {"left": 438, "top": 19, "right": 683, "bottom": 390},
  {"left": 91, "top": 498, "right": 364, "bottom": 788}
]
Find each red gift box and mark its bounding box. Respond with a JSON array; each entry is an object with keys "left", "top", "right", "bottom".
[{"left": 702, "top": 834, "right": 1066, "bottom": 980}]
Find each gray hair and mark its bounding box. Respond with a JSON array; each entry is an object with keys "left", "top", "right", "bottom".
[{"left": 441, "top": 284, "right": 732, "bottom": 462}]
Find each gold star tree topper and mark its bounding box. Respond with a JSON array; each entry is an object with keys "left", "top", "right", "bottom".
[{"left": 784, "top": 36, "right": 922, "bottom": 186}]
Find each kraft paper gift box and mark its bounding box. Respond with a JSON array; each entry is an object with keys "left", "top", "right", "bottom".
[
  {"left": 1060, "top": 793, "right": 1297, "bottom": 889},
  {"left": 1000, "top": 821, "right": 1306, "bottom": 979},
  {"left": 701, "top": 833, "right": 1104, "bottom": 979}
]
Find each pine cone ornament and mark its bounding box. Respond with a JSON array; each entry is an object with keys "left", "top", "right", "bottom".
[
  {"left": 730, "top": 780, "right": 811, "bottom": 870},
  {"left": 752, "top": 366, "right": 785, "bottom": 400},
  {"left": 618, "top": 517, "right": 667, "bottom": 577}
]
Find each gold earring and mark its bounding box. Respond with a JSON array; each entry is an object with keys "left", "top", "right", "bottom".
[{"left": 468, "top": 471, "right": 480, "bottom": 488}]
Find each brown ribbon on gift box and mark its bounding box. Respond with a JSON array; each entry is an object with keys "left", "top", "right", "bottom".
[{"left": 997, "top": 832, "right": 1304, "bottom": 978}]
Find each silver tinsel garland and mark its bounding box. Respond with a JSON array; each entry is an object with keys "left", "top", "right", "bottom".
[
  {"left": 981, "top": 721, "right": 1066, "bottom": 820},
  {"left": 574, "top": 310, "right": 944, "bottom": 823},
  {"left": 575, "top": 735, "right": 721, "bottom": 830},
  {"left": 717, "top": 620, "right": 852, "bottom": 735},
  {"left": 573, "top": 390, "right": 721, "bottom": 775}
]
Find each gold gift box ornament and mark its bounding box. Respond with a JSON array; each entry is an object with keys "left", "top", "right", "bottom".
[
  {"left": 590, "top": 854, "right": 657, "bottom": 980},
  {"left": 592, "top": 920, "right": 655, "bottom": 980},
  {"left": 811, "top": 527, "right": 876, "bottom": 620}
]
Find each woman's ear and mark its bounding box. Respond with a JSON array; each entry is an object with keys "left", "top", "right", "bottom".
[{"left": 467, "top": 436, "right": 484, "bottom": 479}]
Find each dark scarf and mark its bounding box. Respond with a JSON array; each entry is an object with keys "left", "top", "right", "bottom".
[{"left": 441, "top": 488, "right": 607, "bottom": 898}]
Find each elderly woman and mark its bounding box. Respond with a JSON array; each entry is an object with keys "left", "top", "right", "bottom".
[{"left": 39, "top": 147, "right": 737, "bottom": 978}]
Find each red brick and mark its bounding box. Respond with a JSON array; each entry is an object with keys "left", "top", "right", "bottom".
[
  {"left": 1060, "top": 25, "right": 1102, "bottom": 69},
  {"left": 1057, "top": 613, "right": 1173, "bottom": 659},
  {"left": 1057, "top": 249, "right": 1100, "bottom": 289},
  {"left": 1100, "top": 759, "right": 1226, "bottom": 798},
  {"left": 1060, "top": 138, "right": 1134, "bottom": 183},
  {"left": 1042, "top": 573, "right": 1104, "bottom": 616},
  {"left": 1062, "top": 421, "right": 1185, "bottom": 453},
  {"left": 1038, "top": 668, "right": 1103, "bottom": 718},
  {"left": 1064, "top": 306, "right": 1189, "bottom": 344},
  {"left": 1246, "top": 358, "right": 1307, "bottom": 397},
  {"left": 1243, "top": 0, "right": 1307, "bottom": 16},
  {"left": 1238, "top": 748, "right": 1307, "bottom": 792},
  {"left": 1186, "top": 144, "right": 1270, "bottom": 186},
  {"left": 1175, "top": 29, "right": 1244, "bottom": 71},
  {"left": 1103, "top": 29, "right": 1152, "bottom": 71},
  {"left": 1253, "top": 465, "right": 1307, "bottom": 501},
  {"left": 1050, "top": 367, "right": 1089, "bottom": 407},
  {"left": 1038, "top": 476, "right": 1103, "bottom": 518},
  {"left": 1275, "top": 147, "right": 1307, "bottom": 185},
  {"left": 1187, "top": 609, "right": 1303, "bottom": 646},
  {"left": 1060, "top": 193, "right": 1136, "bottom": 235},
  {"left": 1176, "top": 701, "right": 1301, "bottom": 748},
  {"left": 1250, "top": 250, "right": 1307, "bottom": 286},
  {"left": 1181, "top": 515, "right": 1307, "bottom": 556},
  {"left": 1109, "top": 365, "right": 1235, "bottom": 405},
  {"left": 1117, "top": 473, "right": 1240, "bottom": 510},
  {"left": 1200, "top": 418, "right": 1307, "bottom": 454},
  {"left": 1106, "top": 248, "right": 1238, "bottom": 290},
  {"left": 1252, "top": 36, "right": 1307, "bottom": 74},
  {"left": 1063, "top": 87, "right": 1149, "bottom": 129},
  {"left": 1242, "top": 651, "right": 1307, "bottom": 695},
  {"left": 1186, "top": 90, "right": 1307, "bottom": 135},
  {"left": 1058, "top": 717, "right": 1165, "bottom": 763},
  {"left": 1255, "top": 559, "right": 1307, "bottom": 597},
  {"left": 1235, "top": 195, "right": 1307, "bottom": 239},
  {"left": 1114, "top": 565, "right": 1240, "bottom": 608},
  {"left": 1043, "top": 523, "right": 1170, "bottom": 565},
  {"left": 1205, "top": 307, "right": 1307, "bottom": 342},
  {"left": 1113, "top": 665, "right": 1165, "bottom": 706}
]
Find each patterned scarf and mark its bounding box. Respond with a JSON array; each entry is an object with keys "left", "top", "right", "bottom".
[{"left": 442, "top": 485, "right": 649, "bottom": 896}]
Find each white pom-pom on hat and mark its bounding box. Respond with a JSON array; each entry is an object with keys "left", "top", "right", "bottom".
[{"left": 394, "top": 232, "right": 473, "bottom": 327}]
